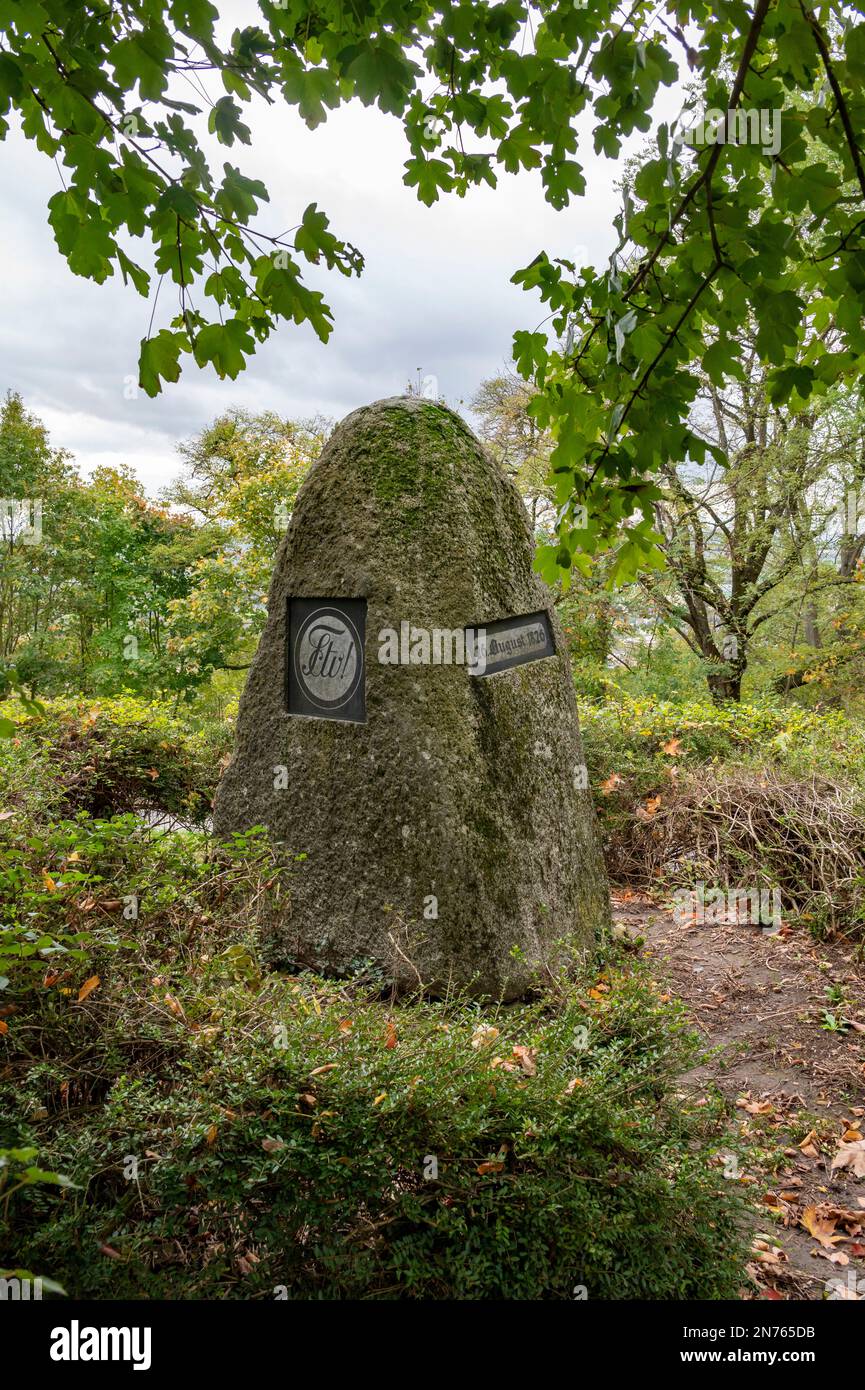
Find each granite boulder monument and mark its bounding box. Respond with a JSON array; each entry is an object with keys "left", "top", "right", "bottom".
[{"left": 213, "top": 395, "right": 609, "bottom": 998}]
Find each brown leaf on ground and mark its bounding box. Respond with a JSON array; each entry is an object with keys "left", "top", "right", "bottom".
[
  {"left": 831, "top": 1139, "right": 865, "bottom": 1178},
  {"left": 811, "top": 1248, "right": 849, "bottom": 1266},
  {"left": 600, "top": 773, "right": 622, "bottom": 795},
  {"left": 77, "top": 974, "right": 100, "bottom": 1003}
]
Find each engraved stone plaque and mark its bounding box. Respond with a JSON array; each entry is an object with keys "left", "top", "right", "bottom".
[
  {"left": 286, "top": 597, "right": 366, "bottom": 723},
  {"left": 469, "top": 609, "right": 555, "bottom": 677}
]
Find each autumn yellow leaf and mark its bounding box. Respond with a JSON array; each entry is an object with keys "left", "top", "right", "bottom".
[
  {"left": 206, "top": 1123, "right": 218, "bottom": 1147},
  {"left": 661, "top": 737, "right": 682, "bottom": 756},
  {"left": 600, "top": 772, "right": 622, "bottom": 795},
  {"left": 309, "top": 1063, "right": 338, "bottom": 1077},
  {"left": 801, "top": 1206, "right": 844, "bottom": 1249},
  {"left": 477, "top": 1159, "right": 505, "bottom": 1175},
  {"left": 77, "top": 974, "right": 100, "bottom": 1003},
  {"left": 42, "top": 868, "right": 57, "bottom": 892},
  {"left": 372, "top": 1092, "right": 387, "bottom": 1107}
]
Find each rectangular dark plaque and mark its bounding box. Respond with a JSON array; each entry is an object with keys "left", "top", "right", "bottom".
[
  {"left": 469, "top": 609, "right": 555, "bottom": 677},
  {"left": 286, "top": 597, "right": 366, "bottom": 723}
]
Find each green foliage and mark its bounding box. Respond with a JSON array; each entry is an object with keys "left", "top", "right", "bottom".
[
  {"left": 162, "top": 409, "right": 324, "bottom": 681},
  {"left": 0, "top": 391, "right": 205, "bottom": 699},
  {"left": 1, "top": 393, "right": 321, "bottom": 699},
  {"left": 1, "top": 2, "right": 861, "bottom": 586},
  {"left": 0, "top": 719, "right": 746, "bottom": 1299},
  {"left": 0, "top": 696, "right": 232, "bottom": 821},
  {"left": 0, "top": 940, "right": 747, "bottom": 1298}
]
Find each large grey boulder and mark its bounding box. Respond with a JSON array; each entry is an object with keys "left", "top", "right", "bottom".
[{"left": 213, "top": 396, "right": 609, "bottom": 998}]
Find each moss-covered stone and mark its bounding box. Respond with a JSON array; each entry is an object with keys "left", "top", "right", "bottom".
[{"left": 213, "top": 396, "right": 610, "bottom": 998}]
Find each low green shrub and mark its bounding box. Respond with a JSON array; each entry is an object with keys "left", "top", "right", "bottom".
[
  {"left": 0, "top": 946, "right": 747, "bottom": 1300},
  {"left": 0, "top": 697, "right": 233, "bottom": 822},
  {"left": 0, "top": 801, "right": 747, "bottom": 1301}
]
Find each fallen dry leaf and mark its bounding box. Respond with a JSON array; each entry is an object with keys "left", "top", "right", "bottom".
[
  {"left": 661, "top": 737, "right": 682, "bottom": 756},
  {"left": 309, "top": 1063, "right": 338, "bottom": 1077},
  {"left": 831, "top": 1139, "right": 865, "bottom": 1178},
  {"left": 471, "top": 1025, "right": 499, "bottom": 1049},
  {"left": 811, "top": 1248, "right": 849, "bottom": 1266},
  {"left": 206, "top": 1123, "right": 218, "bottom": 1147},
  {"left": 801, "top": 1206, "right": 844, "bottom": 1249},
  {"left": 512, "top": 1045, "right": 537, "bottom": 1076},
  {"left": 477, "top": 1159, "right": 505, "bottom": 1175},
  {"left": 77, "top": 974, "right": 100, "bottom": 1003},
  {"left": 600, "top": 772, "right": 623, "bottom": 795},
  {"left": 261, "top": 1137, "right": 285, "bottom": 1152},
  {"left": 164, "top": 992, "right": 185, "bottom": 1019},
  {"left": 384, "top": 1021, "right": 398, "bottom": 1049}
]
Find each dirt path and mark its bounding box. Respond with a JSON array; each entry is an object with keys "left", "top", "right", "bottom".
[{"left": 612, "top": 891, "right": 865, "bottom": 1300}]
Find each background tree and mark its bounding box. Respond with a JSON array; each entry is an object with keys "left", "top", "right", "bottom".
[
  {"left": 0, "top": 1, "right": 861, "bottom": 588},
  {"left": 163, "top": 408, "right": 326, "bottom": 685}
]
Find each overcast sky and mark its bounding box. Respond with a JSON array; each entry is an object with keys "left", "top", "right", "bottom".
[{"left": 0, "top": 6, "right": 684, "bottom": 495}]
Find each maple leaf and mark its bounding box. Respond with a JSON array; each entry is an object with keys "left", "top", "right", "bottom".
[
  {"left": 600, "top": 772, "right": 622, "bottom": 795},
  {"left": 831, "top": 1139, "right": 865, "bottom": 1178},
  {"left": 636, "top": 794, "right": 662, "bottom": 821},
  {"left": 661, "top": 737, "right": 682, "bottom": 756}
]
